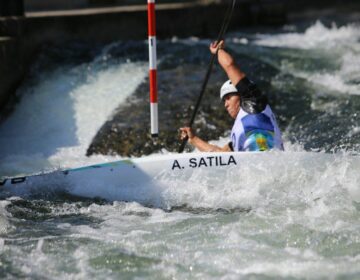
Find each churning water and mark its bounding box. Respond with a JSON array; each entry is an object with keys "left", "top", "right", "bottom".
[{"left": 0, "top": 20, "right": 360, "bottom": 279}]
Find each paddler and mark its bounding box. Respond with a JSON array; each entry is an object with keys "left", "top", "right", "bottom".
[{"left": 180, "top": 40, "right": 284, "bottom": 152}]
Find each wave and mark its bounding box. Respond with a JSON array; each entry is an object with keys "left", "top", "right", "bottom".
[
  {"left": 253, "top": 21, "right": 360, "bottom": 50},
  {"left": 0, "top": 42, "right": 147, "bottom": 176},
  {"left": 250, "top": 21, "right": 360, "bottom": 95}
]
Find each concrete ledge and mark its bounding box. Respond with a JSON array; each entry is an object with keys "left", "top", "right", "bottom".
[{"left": 25, "top": 2, "right": 204, "bottom": 18}]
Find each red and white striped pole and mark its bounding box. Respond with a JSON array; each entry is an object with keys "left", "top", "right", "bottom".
[{"left": 148, "top": 0, "right": 158, "bottom": 137}]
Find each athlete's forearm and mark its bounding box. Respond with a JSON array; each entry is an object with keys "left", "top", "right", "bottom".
[{"left": 217, "top": 49, "right": 246, "bottom": 85}]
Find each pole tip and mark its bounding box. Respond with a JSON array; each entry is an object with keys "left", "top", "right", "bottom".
[{"left": 151, "top": 133, "right": 159, "bottom": 138}]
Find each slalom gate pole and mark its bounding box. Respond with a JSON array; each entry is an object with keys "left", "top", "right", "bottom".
[{"left": 148, "top": 0, "right": 159, "bottom": 137}]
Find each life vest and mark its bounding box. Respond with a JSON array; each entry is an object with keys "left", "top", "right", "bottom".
[{"left": 230, "top": 105, "right": 284, "bottom": 151}]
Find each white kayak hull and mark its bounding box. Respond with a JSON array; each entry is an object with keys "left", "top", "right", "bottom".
[{"left": 1, "top": 151, "right": 359, "bottom": 204}]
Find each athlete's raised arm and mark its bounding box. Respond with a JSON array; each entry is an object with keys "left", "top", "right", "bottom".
[{"left": 209, "top": 40, "right": 246, "bottom": 85}]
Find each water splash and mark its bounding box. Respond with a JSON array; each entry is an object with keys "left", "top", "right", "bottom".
[
  {"left": 252, "top": 21, "right": 360, "bottom": 95},
  {"left": 0, "top": 44, "right": 147, "bottom": 176},
  {"left": 254, "top": 21, "right": 360, "bottom": 50}
]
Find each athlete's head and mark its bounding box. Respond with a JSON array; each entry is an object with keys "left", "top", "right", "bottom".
[
  {"left": 220, "top": 80, "right": 240, "bottom": 119},
  {"left": 220, "top": 80, "right": 238, "bottom": 101}
]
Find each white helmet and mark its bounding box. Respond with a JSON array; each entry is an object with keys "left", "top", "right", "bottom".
[{"left": 220, "top": 80, "right": 238, "bottom": 101}]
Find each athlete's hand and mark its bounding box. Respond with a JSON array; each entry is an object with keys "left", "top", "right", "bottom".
[
  {"left": 179, "top": 127, "right": 195, "bottom": 141},
  {"left": 210, "top": 40, "right": 225, "bottom": 54}
]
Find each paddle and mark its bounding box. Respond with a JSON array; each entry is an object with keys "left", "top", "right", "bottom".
[{"left": 178, "top": 0, "right": 236, "bottom": 153}]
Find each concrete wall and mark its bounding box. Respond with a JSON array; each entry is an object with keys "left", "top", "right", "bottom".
[
  {"left": 25, "top": 0, "right": 88, "bottom": 11},
  {"left": 20, "top": 2, "right": 284, "bottom": 42},
  {"left": 0, "top": 37, "right": 24, "bottom": 117},
  {"left": 0, "top": 0, "right": 24, "bottom": 16}
]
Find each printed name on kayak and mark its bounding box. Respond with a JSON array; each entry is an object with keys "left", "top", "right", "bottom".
[{"left": 172, "top": 155, "right": 237, "bottom": 170}]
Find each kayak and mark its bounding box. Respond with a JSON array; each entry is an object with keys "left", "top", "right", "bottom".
[
  {"left": 1, "top": 151, "right": 359, "bottom": 203},
  {"left": 0, "top": 152, "right": 238, "bottom": 196}
]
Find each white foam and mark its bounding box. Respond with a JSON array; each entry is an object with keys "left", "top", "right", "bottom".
[
  {"left": 254, "top": 21, "right": 360, "bottom": 50},
  {"left": 282, "top": 64, "right": 360, "bottom": 96},
  {"left": 64, "top": 152, "right": 358, "bottom": 212},
  {"left": 251, "top": 21, "right": 360, "bottom": 95},
  {"left": 0, "top": 51, "right": 147, "bottom": 176},
  {"left": 2, "top": 152, "right": 357, "bottom": 279},
  {"left": 0, "top": 200, "right": 14, "bottom": 235},
  {"left": 43, "top": 177, "right": 360, "bottom": 279}
]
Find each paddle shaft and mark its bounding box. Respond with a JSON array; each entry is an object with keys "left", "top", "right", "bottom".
[
  {"left": 178, "top": 53, "right": 217, "bottom": 153},
  {"left": 178, "top": 0, "right": 236, "bottom": 153}
]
